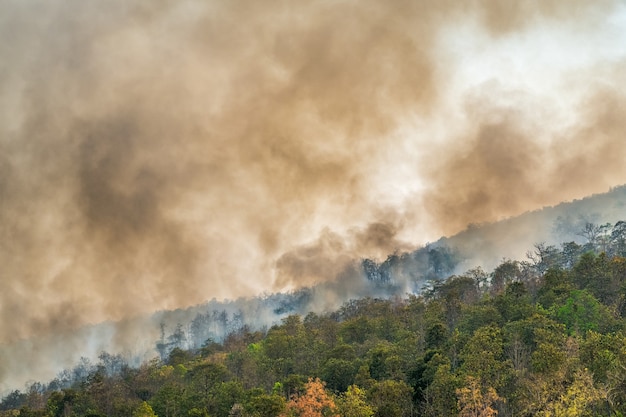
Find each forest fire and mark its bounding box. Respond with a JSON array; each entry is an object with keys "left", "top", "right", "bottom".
[{"left": 1, "top": 0, "right": 626, "bottom": 410}]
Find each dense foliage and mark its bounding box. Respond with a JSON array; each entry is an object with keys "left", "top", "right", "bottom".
[{"left": 4, "top": 221, "right": 626, "bottom": 417}]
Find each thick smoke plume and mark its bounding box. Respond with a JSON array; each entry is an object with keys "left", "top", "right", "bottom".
[{"left": 1, "top": 0, "right": 626, "bottom": 391}]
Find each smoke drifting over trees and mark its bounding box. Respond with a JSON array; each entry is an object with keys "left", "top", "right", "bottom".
[{"left": 1, "top": 0, "right": 626, "bottom": 393}]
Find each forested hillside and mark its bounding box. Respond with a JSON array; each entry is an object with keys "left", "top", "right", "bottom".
[
  {"left": 4, "top": 186, "right": 626, "bottom": 395},
  {"left": 3, "top": 221, "right": 626, "bottom": 417}
]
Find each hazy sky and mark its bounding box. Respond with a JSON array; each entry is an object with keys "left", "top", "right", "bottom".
[{"left": 1, "top": 0, "right": 626, "bottom": 351}]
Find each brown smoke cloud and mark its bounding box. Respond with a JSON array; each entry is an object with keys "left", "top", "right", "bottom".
[
  {"left": 1, "top": 0, "right": 625, "bottom": 378},
  {"left": 422, "top": 72, "right": 626, "bottom": 235}
]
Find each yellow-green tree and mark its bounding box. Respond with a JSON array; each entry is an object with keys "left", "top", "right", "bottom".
[
  {"left": 456, "top": 376, "right": 502, "bottom": 417},
  {"left": 538, "top": 369, "right": 605, "bottom": 417},
  {"left": 133, "top": 401, "right": 157, "bottom": 417},
  {"left": 336, "top": 385, "right": 374, "bottom": 417}
]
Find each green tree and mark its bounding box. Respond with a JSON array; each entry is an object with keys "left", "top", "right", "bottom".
[
  {"left": 340, "top": 317, "right": 372, "bottom": 345},
  {"left": 45, "top": 387, "right": 102, "bottom": 417},
  {"left": 493, "top": 281, "right": 535, "bottom": 323},
  {"left": 408, "top": 351, "right": 448, "bottom": 408},
  {"left": 150, "top": 383, "right": 185, "bottom": 417},
  {"left": 437, "top": 276, "right": 480, "bottom": 328},
  {"left": 208, "top": 381, "right": 246, "bottom": 417},
  {"left": 425, "top": 321, "right": 448, "bottom": 350},
  {"left": 321, "top": 359, "right": 357, "bottom": 393},
  {"left": 537, "top": 269, "right": 573, "bottom": 309},
  {"left": 460, "top": 325, "right": 512, "bottom": 391},
  {"left": 264, "top": 328, "right": 295, "bottom": 378},
  {"left": 422, "top": 363, "right": 460, "bottom": 417},
  {"left": 245, "top": 393, "right": 286, "bottom": 417},
  {"left": 353, "top": 366, "right": 375, "bottom": 391},
  {"left": 187, "top": 362, "right": 231, "bottom": 407},
  {"left": 569, "top": 252, "right": 620, "bottom": 307},
  {"left": 490, "top": 260, "right": 520, "bottom": 296},
  {"left": 168, "top": 348, "right": 193, "bottom": 367},
  {"left": 367, "top": 380, "right": 413, "bottom": 417},
  {"left": 457, "top": 305, "right": 502, "bottom": 335},
  {"left": 530, "top": 323, "right": 567, "bottom": 375},
  {"left": 579, "top": 331, "right": 623, "bottom": 384},
  {"left": 553, "top": 290, "right": 613, "bottom": 334}
]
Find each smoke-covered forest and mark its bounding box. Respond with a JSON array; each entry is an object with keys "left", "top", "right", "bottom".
[
  {"left": 3, "top": 1, "right": 626, "bottom": 415},
  {"left": 3, "top": 217, "right": 626, "bottom": 416}
]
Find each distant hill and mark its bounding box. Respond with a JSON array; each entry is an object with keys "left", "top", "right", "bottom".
[{"left": 439, "top": 184, "right": 626, "bottom": 272}]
